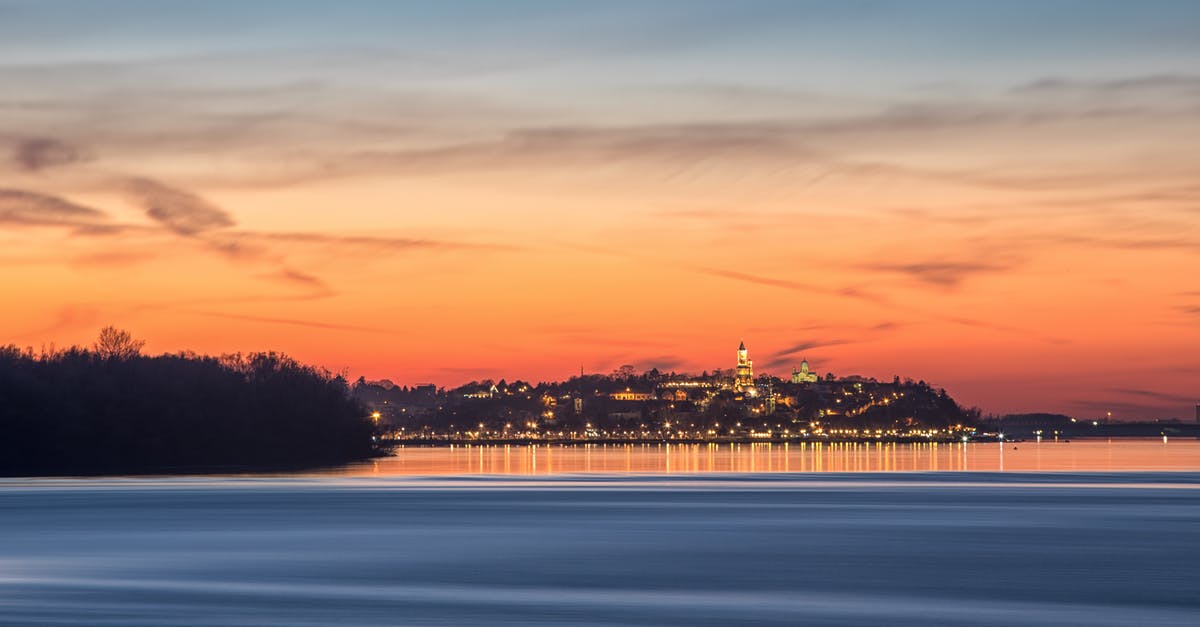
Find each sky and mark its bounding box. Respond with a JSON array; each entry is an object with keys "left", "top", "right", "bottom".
[{"left": 1, "top": 0, "right": 1198, "bottom": 419}]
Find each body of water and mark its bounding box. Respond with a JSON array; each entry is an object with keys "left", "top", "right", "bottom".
[{"left": 3, "top": 440, "right": 1199, "bottom": 625}]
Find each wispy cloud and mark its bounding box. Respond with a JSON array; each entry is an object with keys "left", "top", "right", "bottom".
[
  {"left": 864, "top": 260, "right": 1017, "bottom": 289},
  {"left": 125, "top": 177, "right": 236, "bottom": 235},
  {"left": 774, "top": 338, "right": 853, "bottom": 358},
  {"left": 1, "top": 182, "right": 514, "bottom": 260},
  {"left": 0, "top": 188, "right": 108, "bottom": 227},
  {"left": 760, "top": 338, "right": 855, "bottom": 371},
  {"left": 1014, "top": 74, "right": 1200, "bottom": 97},
  {"left": 184, "top": 310, "right": 389, "bottom": 334},
  {"left": 694, "top": 267, "right": 882, "bottom": 303},
  {"left": 632, "top": 354, "right": 686, "bottom": 372},
  {"left": 1108, "top": 387, "right": 1198, "bottom": 404},
  {"left": 263, "top": 268, "right": 328, "bottom": 290},
  {"left": 1049, "top": 234, "right": 1200, "bottom": 255},
  {"left": 1, "top": 177, "right": 514, "bottom": 308},
  {"left": 3, "top": 68, "right": 1196, "bottom": 197},
  {"left": 227, "top": 231, "right": 516, "bottom": 253},
  {"left": 11, "top": 137, "right": 90, "bottom": 172}
]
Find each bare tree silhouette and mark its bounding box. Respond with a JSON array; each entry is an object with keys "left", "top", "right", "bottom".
[{"left": 92, "top": 326, "right": 145, "bottom": 360}]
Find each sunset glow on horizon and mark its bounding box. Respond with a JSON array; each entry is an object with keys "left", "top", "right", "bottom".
[{"left": 2, "top": 0, "right": 1198, "bottom": 419}]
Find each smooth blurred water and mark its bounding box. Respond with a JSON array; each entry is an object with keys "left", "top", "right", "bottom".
[{"left": 2, "top": 473, "right": 1199, "bottom": 626}]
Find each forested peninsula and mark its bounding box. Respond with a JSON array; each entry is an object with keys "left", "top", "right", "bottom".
[{"left": 0, "top": 327, "right": 377, "bottom": 476}]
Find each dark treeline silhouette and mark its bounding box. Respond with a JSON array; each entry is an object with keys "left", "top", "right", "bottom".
[{"left": 0, "top": 327, "right": 376, "bottom": 475}]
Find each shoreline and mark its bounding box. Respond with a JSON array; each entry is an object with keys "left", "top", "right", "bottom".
[{"left": 380, "top": 434, "right": 1195, "bottom": 447}]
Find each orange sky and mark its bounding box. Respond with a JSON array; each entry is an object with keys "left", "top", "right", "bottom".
[{"left": 1, "top": 1, "right": 1198, "bottom": 419}]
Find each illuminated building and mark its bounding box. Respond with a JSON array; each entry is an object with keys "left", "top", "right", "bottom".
[
  {"left": 791, "top": 359, "right": 818, "bottom": 384},
  {"left": 611, "top": 389, "right": 653, "bottom": 401},
  {"left": 659, "top": 380, "right": 716, "bottom": 388},
  {"left": 665, "top": 388, "right": 688, "bottom": 401},
  {"left": 735, "top": 340, "right": 754, "bottom": 391}
]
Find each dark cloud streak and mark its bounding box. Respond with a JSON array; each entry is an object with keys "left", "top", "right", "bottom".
[
  {"left": 773, "top": 339, "right": 853, "bottom": 358},
  {"left": 1014, "top": 74, "right": 1200, "bottom": 96},
  {"left": 694, "top": 267, "right": 884, "bottom": 303},
  {"left": 12, "top": 137, "right": 89, "bottom": 171},
  {"left": 865, "top": 260, "right": 1017, "bottom": 288},
  {"left": 633, "top": 355, "right": 686, "bottom": 371},
  {"left": 1108, "top": 387, "right": 1198, "bottom": 404},
  {"left": 758, "top": 339, "right": 855, "bottom": 372},
  {"left": 125, "top": 177, "right": 236, "bottom": 235},
  {"left": 0, "top": 188, "right": 108, "bottom": 227},
  {"left": 229, "top": 231, "right": 517, "bottom": 252},
  {"left": 184, "top": 310, "right": 388, "bottom": 334}
]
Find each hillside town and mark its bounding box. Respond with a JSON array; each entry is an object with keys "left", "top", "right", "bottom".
[{"left": 354, "top": 341, "right": 981, "bottom": 442}]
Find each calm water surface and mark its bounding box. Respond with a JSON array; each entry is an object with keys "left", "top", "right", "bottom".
[
  {"left": 325, "top": 438, "right": 1200, "bottom": 476},
  {"left": 3, "top": 440, "right": 1199, "bottom": 626}
]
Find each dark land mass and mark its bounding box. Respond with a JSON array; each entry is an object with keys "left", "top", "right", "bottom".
[
  {"left": 0, "top": 329, "right": 377, "bottom": 476},
  {"left": 979, "top": 413, "right": 1200, "bottom": 439}
]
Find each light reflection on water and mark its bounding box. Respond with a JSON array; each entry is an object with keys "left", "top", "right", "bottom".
[{"left": 325, "top": 438, "right": 1200, "bottom": 477}]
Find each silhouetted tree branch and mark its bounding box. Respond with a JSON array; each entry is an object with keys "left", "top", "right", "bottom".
[{"left": 92, "top": 326, "right": 145, "bottom": 360}]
